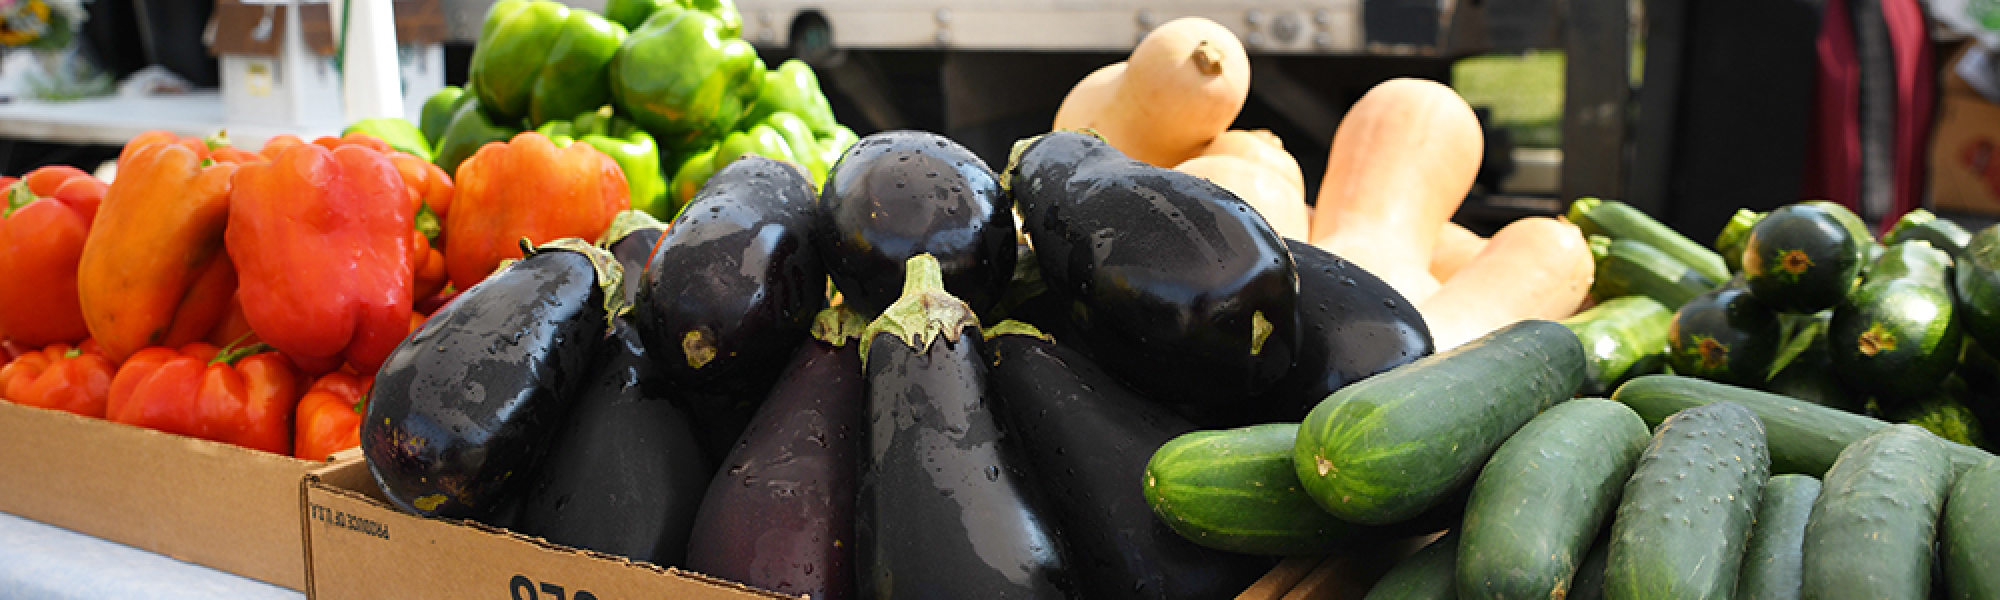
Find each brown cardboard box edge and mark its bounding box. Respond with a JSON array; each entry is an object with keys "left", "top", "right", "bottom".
[
  {"left": 0, "top": 400, "right": 322, "bottom": 590},
  {"left": 303, "top": 455, "right": 801, "bottom": 599},
  {"left": 1930, "top": 41, "right": 2000, "bottom": 216},
  {"left": 210, "top": 0, "right": 447, "bottom": 57}
]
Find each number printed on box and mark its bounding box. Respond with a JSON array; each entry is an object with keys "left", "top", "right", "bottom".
[{"left": 511, "top": 575, "right": 597, "bottom": 600}]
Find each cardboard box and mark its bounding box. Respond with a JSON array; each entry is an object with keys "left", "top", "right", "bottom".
[
  {"left": 302, "top": 455, "right": 800, "bottom": 599},
  {"left": 0, "top": 401, "right": 322, "bottom": 590},
  {"left": 1931, "top": 42, "right": 2000, "bottom": 216},
  {"left": 209, "top": 0, "right": 448, "bottom": 129}
]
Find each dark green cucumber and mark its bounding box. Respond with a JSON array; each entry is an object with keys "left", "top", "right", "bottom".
[
  {"left": 1610, "top": 374, "right": 1996, "bottom": 476},
  {"left": 1567, "top": 527, "right": 1613, "bottom": 600},
  {"left": 1742, "top": 202, "right": 1868, "bottom": 314},
  {"left": 1456, "top": 399, "right": 1650, "bottom": 600},
  {"left": 1829, "top": 241, "right": 1963, "bottom": 401},
  {"left": 1884, "top": 208, "right": 1972, "bottom": 258},
  {"left": 1800, "top": 424, "right": 1954, "bottom": 600},
  {"left": 1734, "top": 474, "right": 1821, "bottom": 600},
  {"left": 1716, "top": 208, "right": 1765, "bottom": 275},
  {"left": 1142, "top": 423, "right": 1361, "bottom": 556},
  {"left": 1293, "top": 319, "right": 1585, "bottom": 525},
  {"left": 1668, "top": 278, "right": 1782, "bottom": 387},
  {"left": 1942, "top": 456, "right": 2000, "bottom": 600},
  {"left": 1362, "top": 532, "right": 1459, "bottom": 600},
  {"left": 1562, "top": 295, "right": 1673, "bottom": 396},
  {"left": 1569, "top": 196, "right": 1732, "bottom": 285},
  {"left": 1602, "top": 401, "right": 1770, "bottom": 600},
  {"left": 1588, "top": 234, "right": 1719, "bottom": 310},
  {"left": 1954, "top": 224, "right": 2000, "bottom": 353}
]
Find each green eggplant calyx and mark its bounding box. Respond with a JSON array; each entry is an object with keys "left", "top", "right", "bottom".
[
  {"left": 1000, "top": 133, "right": 1046, "bottom": 192},
  {"left": 859, "top": 253, "right": 979, "bottom": 369},
  {"left": 810, "top": 305, "right": 870, "bottom": 347},
  {"left": 527, "top": 237, "right": 631, "bottom": 326},
  {"left": 596, "top": 209, "right": 667, "bottom": 249},
  {"left": 981, "top": 319, "right": 1051, "bottom": 344}
]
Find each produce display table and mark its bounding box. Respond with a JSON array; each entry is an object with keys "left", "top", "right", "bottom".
[
  {"left": 0, "top": 91, "right": 339, "bottom": 154},
  {"left": 0, "top": 510, "right": 302, "bottom": 600}
]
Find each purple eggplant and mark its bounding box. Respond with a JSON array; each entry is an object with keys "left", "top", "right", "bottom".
[{"left": 1246, "top": 240, "right": 1434, "bottom": 425}]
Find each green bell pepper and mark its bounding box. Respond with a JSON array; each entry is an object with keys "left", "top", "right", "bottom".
[
  {"left": 432, "top": 93, "right": 523, "bottom": 176},
  {"left": 605, "top": 0, "right": 740, "bottom": 37},
  {"left": 537, "top": 106, "right": 671, "bottom": 220},
  {"left": 667, "top": 144, "right": 718, "bottom": 218},
  {"left": 815, "top": 124, "right": 860, "bottom": 175},
  {"left": 610, "top": 3, "right": 766, "bottom": 149},
  {"left": 344, "top": 117, "right": 435, "bottom": 162},
  {"left": 761, "top": 111, "right": 825, "bottom": 185},
  {"left": 467, "top": 0, "right": 629, "bottom": 128},
  {"left": 744, "top": 59, "right": 838, "bottom": 137},
  {"left": 418, "top": 86, "right": 467, "bottom": 149}
]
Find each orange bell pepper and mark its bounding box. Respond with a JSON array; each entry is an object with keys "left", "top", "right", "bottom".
[
  {"left": 105, "top": 341, "right": 301, "bottom": 456},
  {"left": 227, "top": 141, "right": 416, "bottom": 376},
  {"left": 446, "top": 131, "right": 630, "bottom": 290},
  {"left": 0, "top": 165, "right": 107, "bottom": 348},
  {"left": 293, "top": 371, "right": 367, "bottom": 461},
  {"left": 77, "top": 132, "right": 247, "bottom": 363},
  {"left": 0, "top": 339, "right": 115, "bottom": 418}
]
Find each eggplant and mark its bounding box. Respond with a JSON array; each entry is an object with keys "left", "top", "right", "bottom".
[
  {"left": 816, "top": 130, "right": 1017, "bottom": 318},
  {"left": 513, "top": 318, "right": 712, "bottom": 566},
  {"left": 685, "top": 307, "right": 869, "bottom": 600},
  {"left": 1004, "top": 131, "right": 1300, "bottom": 414},
  {"left": 855, "top": 255, "right": 1074, "bottom": 599},
  {"left": 986, "top": 324, "right": 1277, "bottom": 599},
  {"left": 601, "top": 209, "right": 669, "bottom": 308},
  {"left": 635, "top": 156, "right": 828, "bottom": 393},
  {"left": 364, "top": 239, "right": 622, "bottom": 520},
  {"left": 1247, "top": 240, "right": 1434, "bottom": 425}
]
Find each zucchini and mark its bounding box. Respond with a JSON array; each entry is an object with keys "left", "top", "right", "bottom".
[
  {"left": 1456, "top": 399, "right": 1650, "bottom": 600},
  {"left": 1362, "top": 532, "right": 1459, "bottom": 600},
  {"left": 1562, "top": 295, "right": 1673, "bottom": 396},
  {"left": 1588, "top": 234, "right": 1719, "bottom": 310},
  {"left": 1887, "top": 379, "right": 1988, "bottom": 449},
  {"left": 1715, "top": 207, "right": 1765, "bottom": 274},
  {"left": 1667, "top": 278, "right": 1782, "bottom": 387},
  {"left": 1804, "top": 200, "right": 1883, "bottom": 256},
  {"left": 1293, "top": 319, "right": 1585, "bottom": 525},
  {"left": 1610, "top": 374, "right": 1997, "bottom": 476},
  {"left": 1142, "top": 423, "right": 1363, "bottom": 556},
  {"left": 1883, "top": 208, "right": 1972, "bottom": 258},
  {"left": 1603, "top": 401, "right": 1770, "bottom": 600},
  {"left": 1800, "top": 424, "right": 1954, "bottom": 600},
  {"left": 1942, "top": 456, "right": 2000, "bottom": 600},
  {"left": 1761, "top": 311, "right": 1864, "bottom": 412},
  {"left": 1828, "top": 241, "right": 1962, "bottom": 401},
  {"left": 1742, "top": 202, "right": 1868, "bottom": 314},
  {"left": 1954, "top": 224, "right": 2000, "bottom": 353},
  {"left": 1568, "top": 196, "right": 1732, "bottom": 285},
  {"left": 1734, "top": 474, "right": 1821, "bottom": 600}
]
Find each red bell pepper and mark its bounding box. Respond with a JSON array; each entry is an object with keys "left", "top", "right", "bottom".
[
  {"left": 0, "top": 339, "right": 116, "bottom": 418},
  {"left": 227, "top": 141, "right": 417, "bottom": 376},
  {"left": 105, "top": 341, "right": 301, "bottom": 456},
  {"left": 446, "top": 131, "right": 630, "bottom": 290},
  {"left": 293, "top": 371, "right": 367, "bottom": 461},
  {"left": 0, "top": 165, "right": 108, "bottom": 348}
]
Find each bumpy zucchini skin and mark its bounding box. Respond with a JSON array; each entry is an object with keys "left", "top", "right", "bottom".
[
  {"left": 1006, "top": 131, "right": 1299, "bottom": 413},
  {"left": 1603, "top": 401, "right": 1770, "bottom": 600}
]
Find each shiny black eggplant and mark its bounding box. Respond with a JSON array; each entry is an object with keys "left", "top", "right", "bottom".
[
  {"left": 601, "top": 210, "right": 668, "bottom": 308},
  {"left": 816, "top": 130, "right": 1017, "bottom": 317},
  {"left": 855, "top": 255, "right": 1074, "bottom": 599},
  {"left": 635, "top": 156, "right": 828, "bottom": 393},
  {"left": 363, "top": 239, "right": 622, "bottom": 520},
  {"left": 685, "top": 307, "right": 869, "bottom": 600},
  {"left": 513, "top": 318, "right": 711, "bottom": 566},
  {"left": 1246, "top": 240, "right": 1434, "bottom": 425},
  {"left": 987, "top": 325, "right": 1276, "bottom": 599},
  {"left": 1004, "top": 131, "right": 1300, "bottom": 410}
]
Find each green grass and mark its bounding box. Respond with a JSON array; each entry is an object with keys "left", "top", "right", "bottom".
[{"left": 1451, "top": 50, "right": 1567, "bottom": 148}]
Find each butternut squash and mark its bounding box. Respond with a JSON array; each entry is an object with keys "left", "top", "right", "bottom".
[
  {"left": 1309, "top": 77, "right": 1484, "bottom": 302},
  {"left": 1429, "top": 221, "right": 1488, "bottom": 281},
  {"left": 1174, "top": 153, "right": 1310, "bottom": 241},
  {"left": 1199, "top": 129, "right": 1305, "bottom": 192},
  {"left": 1050, "top": 17, "right": 1251, "bottom": 168},
  {"left": 1417, "top": 216, "right": 1595, "bottom": 350}
]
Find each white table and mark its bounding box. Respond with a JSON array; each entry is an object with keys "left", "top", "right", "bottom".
[
  {"left": 0, "top": 90, "right": 342, "bottom": 153},
  {"left": 0, "top": 511, "right": 303, "bottom": 599}
]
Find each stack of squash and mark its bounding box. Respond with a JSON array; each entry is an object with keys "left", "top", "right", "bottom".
[{"left": 1051, "top": 21, "right": 1594, "bottom": 350}]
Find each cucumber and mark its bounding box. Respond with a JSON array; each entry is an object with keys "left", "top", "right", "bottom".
[
  {"left": 1742, "top": 202, "right": 1869, "bottom": 314},
  {"left": 1456, "top": 399, "right": 1650, "bottom": 600},
  {"left": 1942, "top": 456, "right": 2000, "bottom": 600},
  {"left": 1362, "top": 532, "right": 1459, "bottom": 600},
  {"left": 1799, "top": 424, "right": 1954, "bottom": 600},
  {"left": 1734, "top": 474, "right": 1821, "bottom": 600},
  {"left": 1567, "top": 529, "right": 1614, "bottom": 600},
  {"left": 1588, "top": 235, "right": 1720, "bottom": 310},
  {"left": 1954, "top": 224, "right": 2000, "bottom": 353},
  {"left": 1668, "top": 278, "right": 1782, "bottom": 387},
  {"left": 1293, "top": 319, "right": 1586, "bottom": 525},
  {"left": 1884, "top": 208, "right": 1972, "bottom": 258},
  {"left": 1603, "top": 401, "right": 1770, "bottom": 600},
  {"left": 1610, "top": 374, "right": 1997, "bottom": 476},
  {"left": 1143, "top": 423, "right": 1361, "bottom": 556},
  {"left": 1563, "top": 295, "right": 1673, "bottom": 396},
  {"left": 1828, "top": 241, "right": 1962, "bottom": 402},
  {"left": 1716, "top": 208, "right": 1765, "bottom": 274},
  {"left": 1569, "top": 196, "right": 1732, "bottom": 285}
]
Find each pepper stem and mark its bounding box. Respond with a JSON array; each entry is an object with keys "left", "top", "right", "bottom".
[
  {"left": 211, "top": 333, "right": 273, "bottom": 367},
  {"left": 4, "top": 180, "right": 35, "bottom": 217}
]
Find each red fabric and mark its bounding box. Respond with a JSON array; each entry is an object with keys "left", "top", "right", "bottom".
[
  {"left": 1884, "top": 0, "right": 1933, "bottom": 232},
  {"left": 1805, "top": 0, "right": 1862, "bottom": 211}
]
